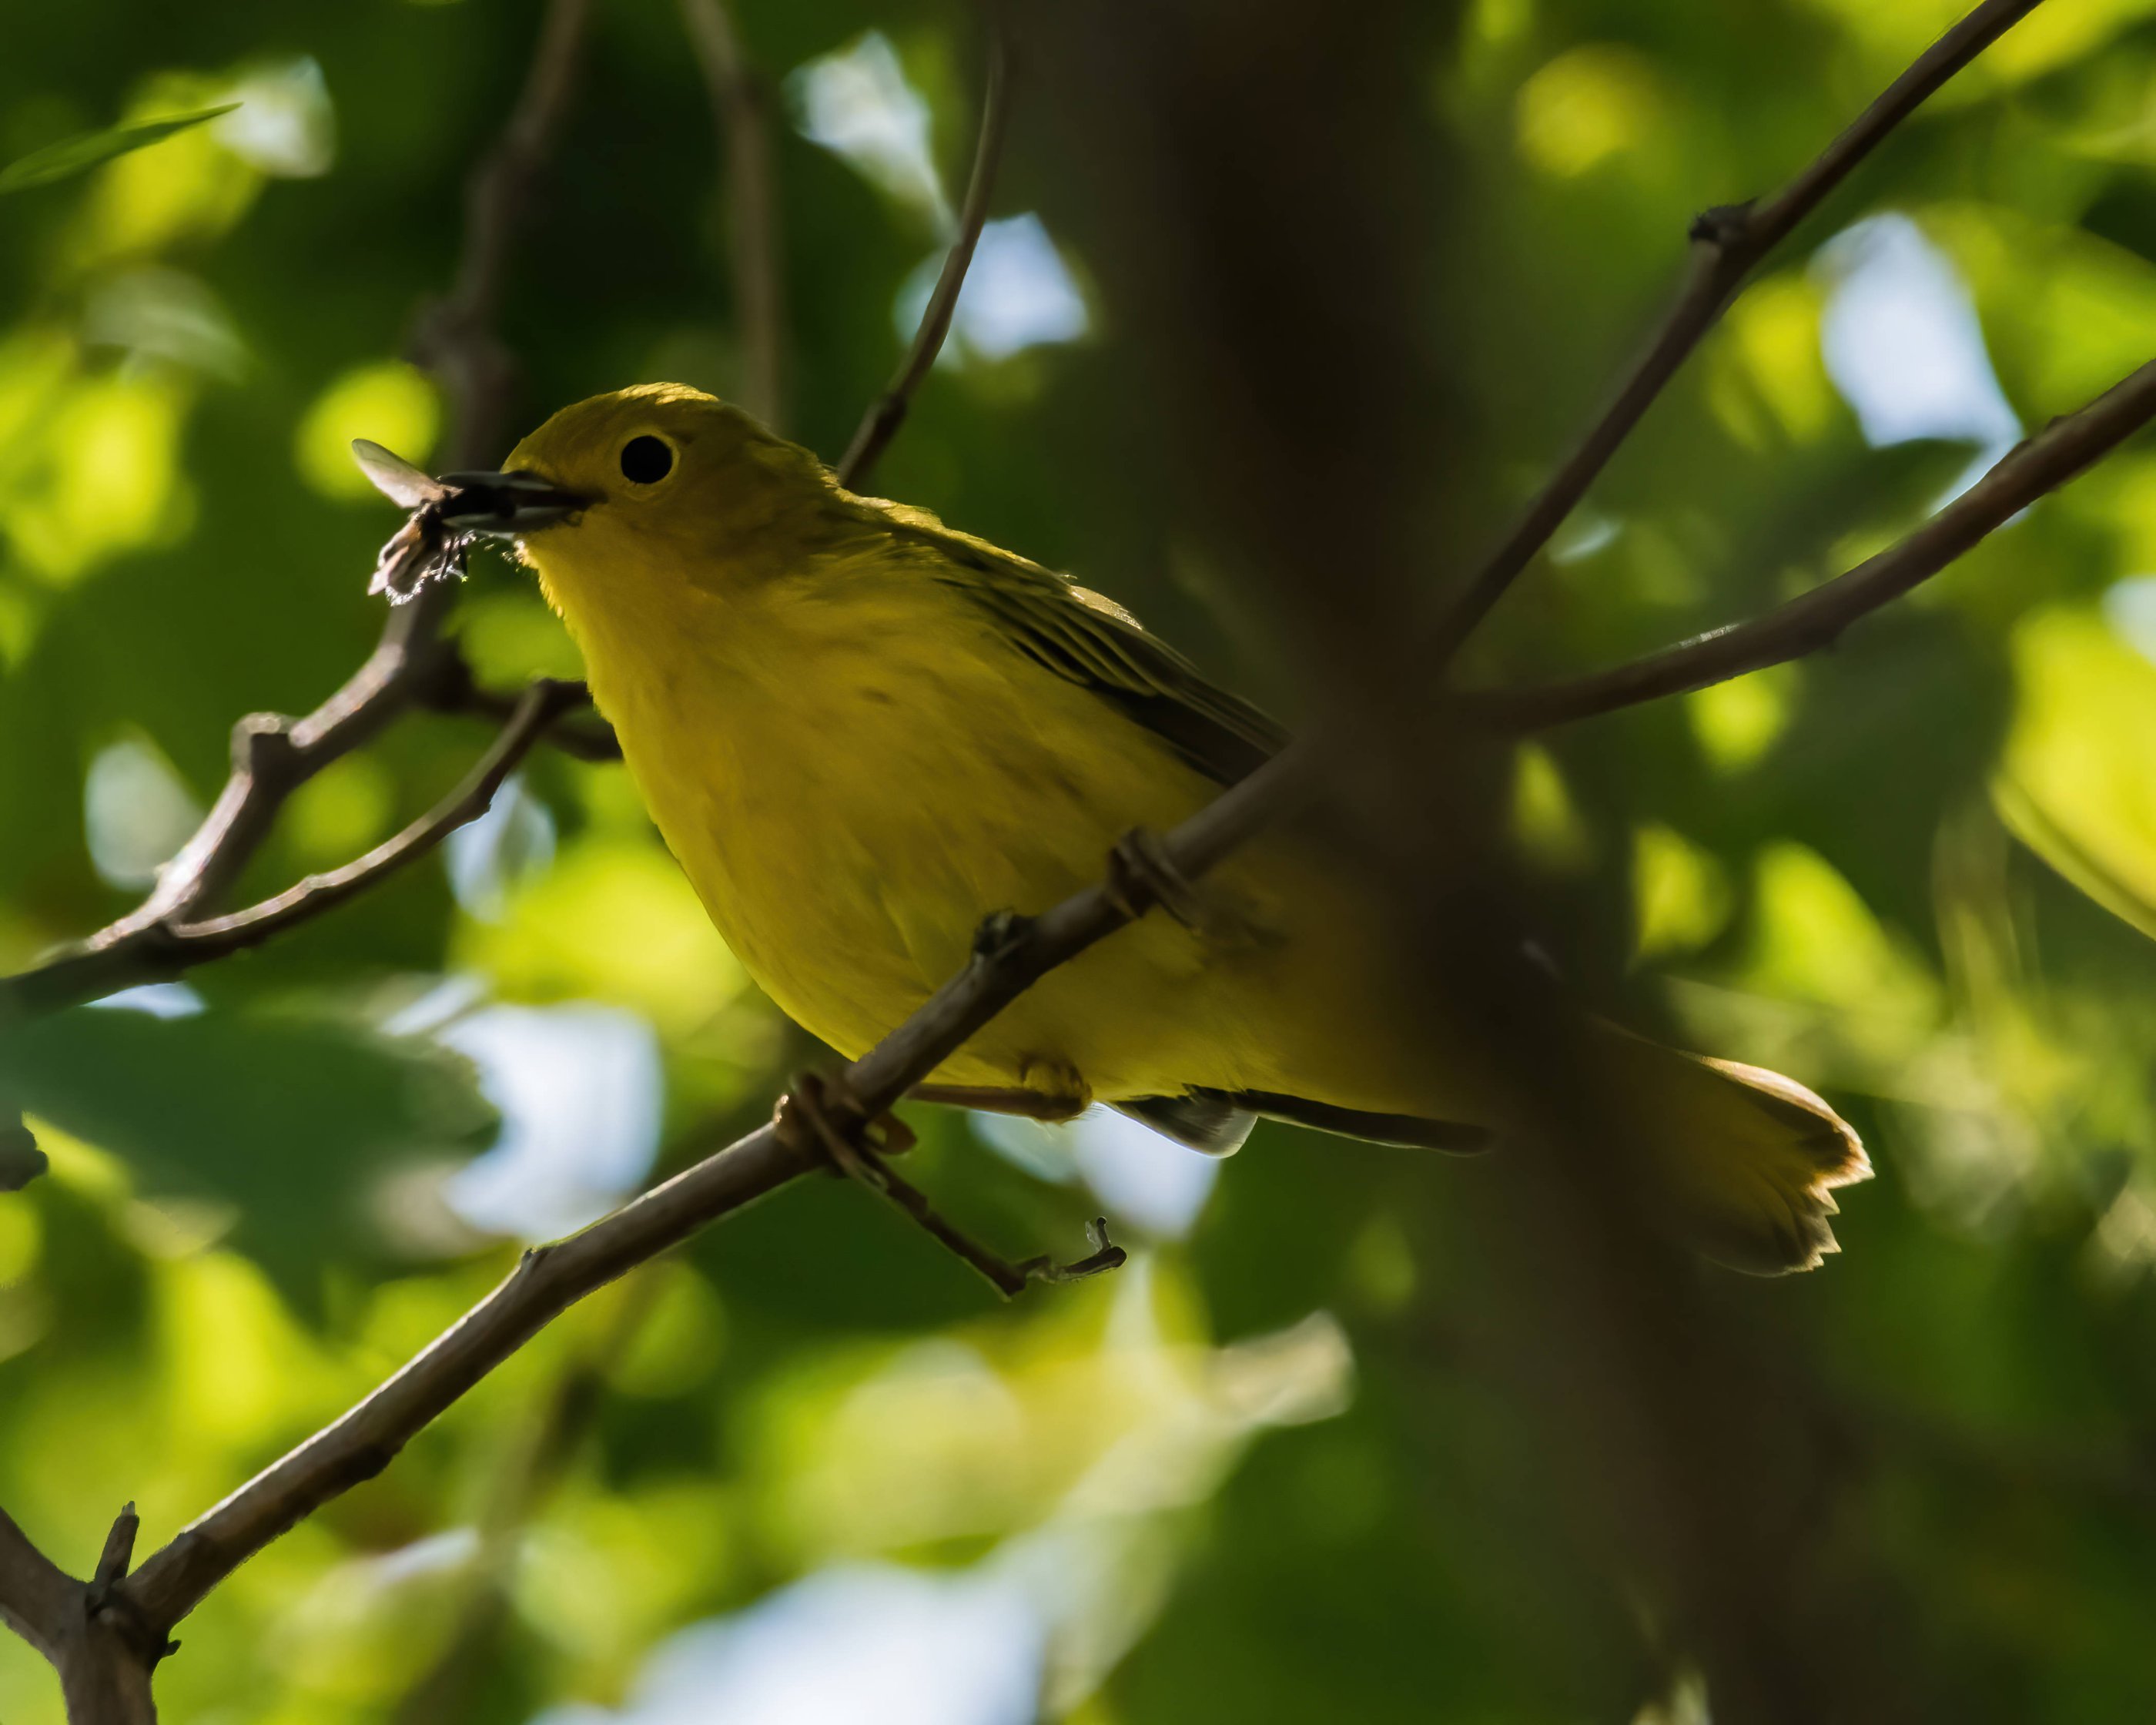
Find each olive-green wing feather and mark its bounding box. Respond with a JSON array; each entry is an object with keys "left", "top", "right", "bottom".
[{"left": 877, "top": 508, "right": 1287, "bottom": 789}]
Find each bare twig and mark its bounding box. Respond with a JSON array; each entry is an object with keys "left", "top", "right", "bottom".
[
  {"left": 836, "top": 14, "right": 1014, "bottom": 490},
  {"left": 0, "top": 1509, "right": 160, "bottom": 1724},
  {"left": 1427, "top": 0, "right": 2049, "bottom": 665},
  {"left": 0, "top": 1509, "right": 73, "bottom": 1660},
  {"left": 123, "top": 1132, "right": 805, "bottom": 1633},
  {"left": 1475, "top": 357, "right": 2156, "bottom": 731},
  {"left": 413, "top": 651, "right": 621, "bottom": 760},
  {"left": 0, "top": 0, "right": 598, "bottom": 1029},
  {"left": 680, "top": 0, "right": 785, "bottom": 428},
  {"left": 85, "top": 1508, "right": 137, "bottom": 1609},
  {"left": 1, "top": 682, "right": 589, "bottom": 1020}
]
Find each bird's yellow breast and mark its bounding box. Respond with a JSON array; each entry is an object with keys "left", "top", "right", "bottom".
[{"left": 531, "top": 534, "right": 1241, "bottom": 1090}]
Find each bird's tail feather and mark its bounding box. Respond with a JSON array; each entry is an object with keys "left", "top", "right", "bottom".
[{"left": 1597, "top": 1031, "right": 1870, "bottom": 1274}]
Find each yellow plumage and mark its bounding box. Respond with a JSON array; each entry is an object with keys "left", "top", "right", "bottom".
[{"left": 501, "top": 383, "right": 1870, "bottom": 1273}]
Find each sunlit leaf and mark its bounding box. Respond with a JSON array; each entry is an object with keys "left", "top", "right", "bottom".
[{"left": 0, "top": 104, "right": 239, "bottom": 195}]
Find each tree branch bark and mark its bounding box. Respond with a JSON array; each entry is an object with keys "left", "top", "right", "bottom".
[
  {"left": 1474, "top": 357, "right": 2156, "bottom": 731},
  {"left": 837, "top": 11, "right": 1014, "bottom": 491},
  {"left": 0, "top": 1509, "right": 74, "bottom": 1660},
  {"left": 1426, "top": 0, "right": 2051, "bottom": 665},
  {"left": 0, "top": 681, "right": 590, "bottom": 1020},
  {"left": 0, "top": 1508, "right": 160, "bottom": 1725}
]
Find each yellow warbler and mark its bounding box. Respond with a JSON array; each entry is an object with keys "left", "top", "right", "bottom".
[{"left": 450, "top": 383, "right": 1867, "bottom": 1273}]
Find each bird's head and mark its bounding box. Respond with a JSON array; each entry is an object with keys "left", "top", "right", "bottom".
[{"left": 476, "top": 383, "right": 840, "bottom": 634}]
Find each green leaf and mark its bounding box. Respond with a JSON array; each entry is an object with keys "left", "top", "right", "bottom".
[
  {"left": 0, "top": 1004, "right": 496, "bottom": 1311},
  {"left": 0, "top": 103, "right": 240, "bottom": 195}
]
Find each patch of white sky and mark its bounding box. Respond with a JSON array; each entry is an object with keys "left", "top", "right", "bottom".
[
  {"left": 971, "top": 1107, "right": 1221, "bottom": 1241},
  {"left": 430, "top": 1001, "right": 663, "bottom": 1242},
  {"left": 1813, "top": 212, "right": 2021, "bottom": 504},
  {"left": 82, "top": 735, "right": 201, "bottom": 891},
  {"left": 1553, "top": 211, "right": 2023, "bottom": 570},
  {"left": 444, "top": 772, "right": 557, "bottom": 923}
]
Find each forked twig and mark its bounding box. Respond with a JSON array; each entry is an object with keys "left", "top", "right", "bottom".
[
  {"left": 2, "top": 682, "right": 590, "bottom": 1018},
  {"left": 1427, "top": 0, "right": 2049, "bottom": 665},
  {"left": 1475, "top": 357, "right": 2156, "bottom": 730}
]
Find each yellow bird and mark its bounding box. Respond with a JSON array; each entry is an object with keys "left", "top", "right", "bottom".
[{"left": 444, "top": 382, "right": 1867, "bottom": 1273}]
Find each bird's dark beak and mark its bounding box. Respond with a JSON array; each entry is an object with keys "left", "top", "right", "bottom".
[{"left": 434, "top": 468, "right": 591, "bottom": 536}]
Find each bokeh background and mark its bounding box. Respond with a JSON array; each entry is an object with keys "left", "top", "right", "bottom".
[{"left": 9, "top": 0, "right": 2156, "bottom": 1719}]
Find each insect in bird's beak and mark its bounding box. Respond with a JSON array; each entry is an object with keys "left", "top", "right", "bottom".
[{"left": 350, "top": 438, "right": 591, "bottom": 605}]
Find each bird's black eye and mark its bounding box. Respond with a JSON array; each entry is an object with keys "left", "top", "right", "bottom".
[{"left": 620, "top": 435, "right": 674, "bottom": 484}]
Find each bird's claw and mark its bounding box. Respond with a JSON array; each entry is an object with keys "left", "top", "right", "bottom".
[
  {"left": 1106, "top": 826, "right": 1204, "bottom": 929},
  {"left": 1013, "top": 1217, "right": 1127, "bottom": 1286},
  {"left": 782, "top": 1073, "right": 1124, "bottom": 1302},
  {"left": 971, "top": 908, "right": 1033, "bottom": 965},
  {"left": 777, "top": 1070, "right": 916, "bottom": 1181}
]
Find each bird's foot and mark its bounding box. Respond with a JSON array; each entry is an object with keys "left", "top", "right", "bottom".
[
  {"left": 782, "top": 1070, "right": 1123, "bottom": 1300},
  {"left": 971, "top": 908, "right": 1034, "bottom": 966},
  {"left": 909, "top": 1084, "right": 1089, "bottom": 1124},
  {"left": 1106, "top": 826, "right": 1202, "bottom": 927},
  {"left": 1015, "top": 1054, "right": 1093, "bottom": 1120},
  {"left": 775, "top": 1070, "right": 916, "bottom": 1183}
]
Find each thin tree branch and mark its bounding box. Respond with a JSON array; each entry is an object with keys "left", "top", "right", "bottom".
[
  {"left": 122, "top": 1131, "right": 806, "bottom": 1633},
  {"left": 0, "top": 1508, "right": 161, "bottom": 1724},
  {"left": 836, "top": 13, "right": 1013, "bottom": 491},
  {"left": 118, "top": 745, "right": 1301, "bottom": 1634},
  {"left": 680, "top": 0, "right": 786, "bottom": 429},
  {"left": 1427, "top": 0, "right": 2049, "bottom": 665},
  {"left": 0, "top": 1508, "right": 74, "bottom": 1660},
  {"left": 1474, "top": 357, "right": 2156, "bottom": 731},
  {"left": 0, "top": 682, "right": 588, "bottom": 1020},
  {"left": 413, "top": 651, "right": 621, "bottom": 760},
  {"left": 159, "top": 681, "right": 588, "bottom": 954}
]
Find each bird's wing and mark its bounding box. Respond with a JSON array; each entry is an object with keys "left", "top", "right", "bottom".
[
  {"left": 883, "top": 511, "right": 1288, "bottom": 789},
  {"left": 350, "top": 438, "right": 450, "bottom": 509}
]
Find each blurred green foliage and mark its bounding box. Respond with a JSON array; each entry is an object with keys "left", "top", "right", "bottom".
[{"left": 9, "top": 0, "right": 2156, "bottom": 1720}]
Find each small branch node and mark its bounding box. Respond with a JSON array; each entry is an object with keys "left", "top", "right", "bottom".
[
  {"left": 970, "top": 908, "right": 1034, "bottom": 966},
  {"left": 0, "top": 1117, "right": 46, "bottom": 1192},
  {"left": 231, "top": 713, "right": 296, "bottom": 778},
  {"left": 87, "top": 1503, "right": 139, "bottom": 1609},
  {"left": 1686, "top": 200, "right": 1756, "bottom": 250}
]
